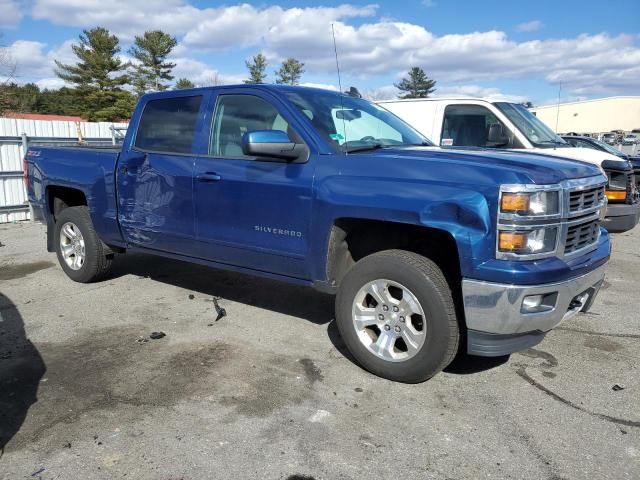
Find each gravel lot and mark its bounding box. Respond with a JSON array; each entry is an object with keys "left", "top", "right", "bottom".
[{"left": 0, "top": 221, "right": 638, "bottom": 480}]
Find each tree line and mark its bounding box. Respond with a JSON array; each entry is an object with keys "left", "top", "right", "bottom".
[
  {"left": 0, "top": 27, "right": 308, "bottom": 121},
  {"left": 0, "top": 25, "right": 438, "bottom": 121}
]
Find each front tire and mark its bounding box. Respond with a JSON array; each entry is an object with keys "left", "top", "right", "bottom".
[
  {"left": 54, "top": 206, "right": 113, "bottom": 283},
  {"left": 335, "top": 250, "right": 460, "bottom": 383}
]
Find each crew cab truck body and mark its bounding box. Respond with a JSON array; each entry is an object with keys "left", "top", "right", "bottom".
[
  {"left": 379, "top": 98, "right": 640, "bottom": 233},
  {"left": 26, "top": 85, "right": 610, "bottom": 382}
]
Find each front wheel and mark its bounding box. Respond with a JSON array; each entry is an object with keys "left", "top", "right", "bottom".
[
  {"left": 54, "top": 206, "right": 113, "bottom": 283},
  {"left": 335, "top": 250, "right": 460, "bottom": 383}
]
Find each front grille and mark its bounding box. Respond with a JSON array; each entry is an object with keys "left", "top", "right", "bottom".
[
  {"left": 569, "top": 186, "right": 605, "bottom": 213},
  {"left": 565, "top": 218, "right": 600, "bottom": 254}
]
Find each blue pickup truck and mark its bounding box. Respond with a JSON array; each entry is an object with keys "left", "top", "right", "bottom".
[{"left": 26, "top": 85, "right": 611, "bottom": 382}]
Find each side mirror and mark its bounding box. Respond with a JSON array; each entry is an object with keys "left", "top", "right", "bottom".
[
  {"left": 487, "top": 123, "right": 509, "bottom": 146},
  {"left": 241, "top": 130, "right": 299, "bottom": 160}
]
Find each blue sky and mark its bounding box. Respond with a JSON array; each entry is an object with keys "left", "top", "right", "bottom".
[{"left": 1, "top": 0, "right": 639, "bottom": 104}]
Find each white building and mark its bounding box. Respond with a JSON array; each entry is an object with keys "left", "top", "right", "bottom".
[{"left": 530, "top": 96, "right": 640, "bottom": 134}]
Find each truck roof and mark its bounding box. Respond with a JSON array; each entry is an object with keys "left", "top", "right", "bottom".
[
  {"left": 140, "top": 84, "right": 348, "bottom": 101},
  {"left": 377, "top": 97, "right": 499, "bottom": 105}
]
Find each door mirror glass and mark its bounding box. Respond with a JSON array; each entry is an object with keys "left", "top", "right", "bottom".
[{"left": 242, "top": 130, "right": 299, "bottom": 159}]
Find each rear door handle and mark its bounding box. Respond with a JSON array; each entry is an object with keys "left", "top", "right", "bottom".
[{"left": 197, "top": 173, "right": 222, "bottom": 182}]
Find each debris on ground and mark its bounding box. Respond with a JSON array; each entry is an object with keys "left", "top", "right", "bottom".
[
  {"left": 31, "top": 467, "right": 45, "bottom": 477},
  {"left": 354, "top": 387, "right": 363, "bottom": 393},
  {"left": 136, "top": 336, "right": 148, "bottom": 344},
  {"left": 0, "top": 241, "right": 4, "bottom": 247},
  {"left": 62, "top": 442, "right": 71, "bottom": 448},
  {"left": 612, "top": 384, "right": 625, "bottom": 391},
  {"left": 188, "top": 294, "right": 195, "bottom": 300},
  {"left": 212, "top": 297, "right": 226, "bottom": 321},
  {"left": 207, "top": 323, "right": 213, "bottom": 327},
  {"left": 150, "top": 331, "right": 166, "bottom": 340}
]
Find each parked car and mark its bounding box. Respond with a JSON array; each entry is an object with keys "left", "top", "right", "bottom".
[
  {"left": 26, "top": 85, "right": 610, "bottom": 383},
  {"left": 379, "top": 98, "right": 640, "bottom": 232},
  {"left": 602, "top": 133, "right": 618, "bottom": 145},
  {"left": 623, "top": 134, "right": 640, "bottom": 145},
  {"left": 563, "top": 135, "right": 640, "bottom": 203}
]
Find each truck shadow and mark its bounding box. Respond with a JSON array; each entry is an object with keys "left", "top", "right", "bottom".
[
  {"left": 107, "top": 253, "right": 508, "bottom": 377},
  {"left": 107, "top": 253, "right": 335, "bottom": 326},
  {"left": 0, "top": 293, "right": 46, "bottom": 455}
]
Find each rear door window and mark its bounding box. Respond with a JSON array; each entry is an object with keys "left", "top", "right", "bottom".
[{"left": 135, "top": 96, "right": 203, "bottom": 154}]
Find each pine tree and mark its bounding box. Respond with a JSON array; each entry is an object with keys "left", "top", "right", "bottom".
[
  {"left": 275, "top": 58, "right": 305, "bottom": 85},
  {"left": 244, "top": 53, "right": 268, "bottom": 84},
  {"left": 394, "top": 67, "right": 437, "bottom": 99},
  {"left": 174, "top": 78, "right": 195, "bottom": 89},
  {"left": 55, "top": 27, "right": 129, "bottom": 91},
  {"left": 129, "top": 30, "right": 177, "bottom": 95},
  {"left": 54, "top": 27, "right": 134, "bottom": 120}
]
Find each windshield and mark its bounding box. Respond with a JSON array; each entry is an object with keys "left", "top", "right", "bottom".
[
  {"left": 283, "top": 89, "right": 432, "bottom": 153},
  {"left": 589, "top": 138, "right": 627, "bottom": 156},
  {"left": 494, "top": 102, "right": 568, "bottom": 148}
]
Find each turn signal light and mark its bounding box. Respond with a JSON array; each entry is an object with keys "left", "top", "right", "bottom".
[
  {"left": 498, "top": 232, "right": 528, "bottom": 250},
  {"left": 605, "top": 190, "right": 626, "bottom": 201}
]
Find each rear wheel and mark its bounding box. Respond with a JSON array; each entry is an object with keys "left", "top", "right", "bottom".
[
  {"left": 335, "top": 250, "right": 459, "bottom": 383},
  {"left": 54, "top": 206, "right": 113, "bottom": 283}
]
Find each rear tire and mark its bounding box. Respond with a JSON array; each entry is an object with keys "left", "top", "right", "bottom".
[
  {"left": 54, "top": 206, "right": 113, "bottom": 283},
  {"left": 335, "top": 249, "right": 460, "bottom": 383}
]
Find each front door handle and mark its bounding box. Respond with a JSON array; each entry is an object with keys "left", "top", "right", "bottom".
[{"left": 197, "top": 173, "right": 222, "bottom": 183}]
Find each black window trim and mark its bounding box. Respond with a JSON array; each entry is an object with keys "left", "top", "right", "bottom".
[{"left": 133, "top": 94, "right": 203, "bottom": 155}]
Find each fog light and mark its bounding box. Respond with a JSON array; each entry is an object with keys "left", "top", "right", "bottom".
[{"left": 521, "top": 292, "right": 558, "bottom": 313}]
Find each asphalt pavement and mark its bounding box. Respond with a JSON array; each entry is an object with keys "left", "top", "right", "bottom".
[{"left": 0, "top": 221, "right": 638, "bottom": 479}]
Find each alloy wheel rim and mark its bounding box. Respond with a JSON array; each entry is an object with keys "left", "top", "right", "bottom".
[
  {"left": 351, "top": 279, "right": 427, "bottom": 362},
  {"left": 59, "top": 222, "right": 85, "bottom": 271}
]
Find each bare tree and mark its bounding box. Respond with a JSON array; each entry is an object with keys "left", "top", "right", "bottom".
[
  {"left": 200, "top": 73, "right": 222, "bottom": 87},
  {"left": 0, "top": 36, "right": 18, "bottom": 114}
]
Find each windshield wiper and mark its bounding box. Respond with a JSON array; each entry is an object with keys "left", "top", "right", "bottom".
[{"left": 343, "top": 142, "right": 385, "bottom": 153}]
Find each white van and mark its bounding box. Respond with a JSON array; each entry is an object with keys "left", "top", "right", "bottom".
[{"left": 379, "top": 98, "right": 639, "bottom": 232}]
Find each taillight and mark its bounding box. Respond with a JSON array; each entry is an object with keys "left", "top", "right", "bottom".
[{"left": 23, "top": 157, "right": 28, "bottom": 189}]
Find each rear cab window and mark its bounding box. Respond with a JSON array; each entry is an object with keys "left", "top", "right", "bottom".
[{"left": 135, "top": 96, "right": 203, "bottom": 154}]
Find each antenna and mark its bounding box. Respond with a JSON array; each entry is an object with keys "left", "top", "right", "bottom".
[
  {"left": 554, "top": 82, "right": 562, "bottom": 148},
  {"left": 331, "top": 23, "right": 348, "bottom": 155}
]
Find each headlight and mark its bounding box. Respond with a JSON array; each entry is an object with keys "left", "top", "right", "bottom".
[
  {"left": 605, "top": 170, "right": 627, "bottom": 202},
  {"left": 500, "top": 191, "right": 560, "bottom": 216},
  {"left": 498, "top": 227, "right": 558, "bottom": 255}
]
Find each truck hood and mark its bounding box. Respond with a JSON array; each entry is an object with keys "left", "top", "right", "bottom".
[
  {"left": 370, "top": 146, "right": 602, "bottom": 185},
  {"left": 524, "top": 147, "right": 619, "bottom": 171}
]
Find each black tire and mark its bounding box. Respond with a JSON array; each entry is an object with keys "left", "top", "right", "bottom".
[
  {"left": 54, "top": 206, "right": 113, "bottom": 283},
  {"left": 335, "top": 249, "right": 460, "bottom": 383}
]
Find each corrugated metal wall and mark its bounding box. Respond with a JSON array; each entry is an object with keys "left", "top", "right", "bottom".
[{"left": 0, "top": 118, "right": 128, "bottom": 223}]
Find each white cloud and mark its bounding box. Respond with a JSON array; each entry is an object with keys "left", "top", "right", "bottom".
[
  {"left": 171, "top": 57, "right": 244, "bottom": 86},
  {"left": 0, "top": 0, "right": 23, "bottom": 27},
  {"left": 36, "top": 77, "right": 67, "bottom": 90},
  {"left": 516, "top": 20, "right": 544, "bottom": 32},
  {"left": 17, "top": 2, "right": 640, "bottom": 98}
]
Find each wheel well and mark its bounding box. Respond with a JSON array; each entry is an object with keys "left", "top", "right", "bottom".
[
  {"left": 326, "top": 218, "right": 462, "bottom": 292},
  {"left": 47, "top": 186, "right": 87, "bottom": 221}
]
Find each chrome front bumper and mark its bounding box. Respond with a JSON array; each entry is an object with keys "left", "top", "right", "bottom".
[{"left": 462, "top": 263, "right": 607, "bottom": 336}]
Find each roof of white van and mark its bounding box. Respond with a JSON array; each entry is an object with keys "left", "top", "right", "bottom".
[{"left": 377, "top": 97, "right": 494, "bottom": 104}]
